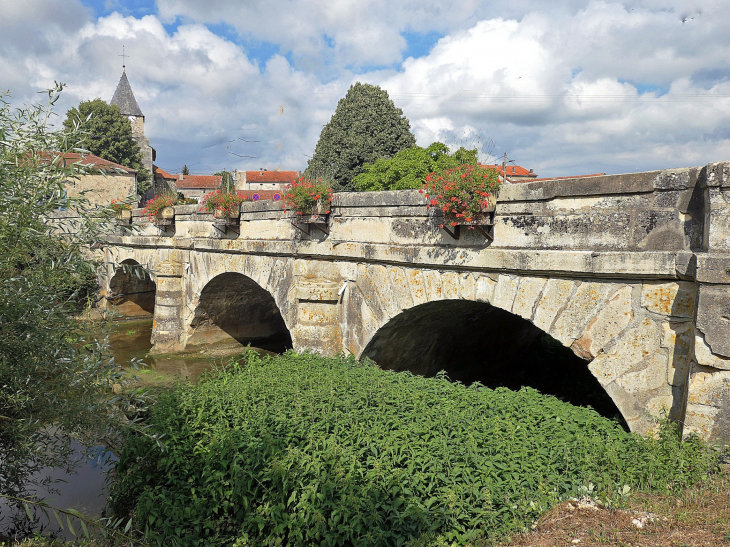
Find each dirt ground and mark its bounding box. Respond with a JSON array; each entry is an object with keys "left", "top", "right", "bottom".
[{"left": 500, "top": 471, "right": 730, "bottom": 547}]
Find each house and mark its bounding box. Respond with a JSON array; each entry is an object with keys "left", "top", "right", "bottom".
[
  {"left": 235, "top": 169, "right": 298, "bottom": 192},
  {"left": 58, "top": 152, "right": 137, "bottom": 206},
  {"left": 172, "top": 173, "right": 223, "bottom": 202}
]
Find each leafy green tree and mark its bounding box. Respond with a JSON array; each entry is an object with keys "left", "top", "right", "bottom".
[
  {"left": 354, "top": 142, "right": 479, "bottom": 191},
  {"left": 63, "top": 98, "right": 151, "bottom": 196},
  {"left": 305, "top": 83, "right": 416, "bottom": 192},
  {"left": 181, "top": 164, "right": 190, "bottom": 175},
  {"left": 0, "top": 85, "right": 140, "bottom": 506}
]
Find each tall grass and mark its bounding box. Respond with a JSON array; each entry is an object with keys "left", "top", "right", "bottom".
[{"left": 110, "top": 351, "right": 717, "bottom": 546}]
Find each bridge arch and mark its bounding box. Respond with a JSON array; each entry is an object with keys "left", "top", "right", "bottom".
[
  {"left": 187, "top": 272, "right": 293, "bottom": 353},
  {"left": 351, "top": 265, "right": 692, "bottom": 434},
  {"left": 361, "top": 299, "right": 626, "bottom": 424},
  {"left": 107, "top": 258, "right": 156, "bottom": 317}
]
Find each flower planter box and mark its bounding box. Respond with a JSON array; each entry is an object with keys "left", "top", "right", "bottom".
[
  {"left": 115, "top": 209, "right": 132, "bottom": 224},
  {"left": 291, "top": 203, "right": 330, "bottom": 236},
  {"left": 213, "top": 204, "right": 241, "bottom": 233},
  {"left": 154, "top": 206, "right": 175, "bottom": 229},
  {"left": 440, "top": 196, "right": 497, "bottom": 241}
]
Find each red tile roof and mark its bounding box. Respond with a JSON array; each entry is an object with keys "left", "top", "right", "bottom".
[
  {"left": 42, "top": 152, "right": 136, "bottom": 174},
  {"left": 526, "top": 173, "right": 606, "bottom": 182},
  {"left": 175, "top": 174, "right": 222, "bottom": 189},
  {"left": 153, "top": 166, "right": 176, "bottom": 179},
  {"left": 488, "top": 164, "right": 537, "bottom": 178},
  {"left": 245, "top": 170, "right": 298, "bottom": 183}
]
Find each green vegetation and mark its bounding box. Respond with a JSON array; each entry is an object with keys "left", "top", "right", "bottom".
[
  {"left": 111, "top": 352, "right": 717, "bottom": 547},
  {"left": 305, "top": 83, "right": 416, "bottom": 192},
  {"left": 63, "top": 98, "right": 151, "bottom": 195},
  {"left": 0, "top": 84, "right": 141, "bottom": 508},
  {"left": 354, "top": 142, "right": 479, "bottom": 191}
]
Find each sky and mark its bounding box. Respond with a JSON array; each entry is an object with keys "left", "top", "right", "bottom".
[{"left": 1, "top": 0, "right": 729, "bottom": 177}]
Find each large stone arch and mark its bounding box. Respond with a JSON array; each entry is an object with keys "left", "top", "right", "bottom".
[
  {"left": 187, "top": 272, "right": 293, "bottom": 352},
  {"left": 347, "top": 264, "right": 696, "bottom": 435}
]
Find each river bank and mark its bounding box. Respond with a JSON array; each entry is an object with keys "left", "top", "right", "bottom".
[{"left": 0, "top": 317, "right": 265, "bottom": 542}]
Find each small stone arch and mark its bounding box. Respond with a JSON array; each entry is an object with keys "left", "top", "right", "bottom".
[
  {"left": 107, "top": 258, "right": 156, "bottom": 317},
  {"left": 187, "top": 272, "right": 293, "bottom": 353}
]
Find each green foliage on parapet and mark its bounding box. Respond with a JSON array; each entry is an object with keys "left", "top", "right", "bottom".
[
  {"left": 354, "top": 142, "right": 479, "bottom": 191},
  {"left": 111, "top": 351, "right": 718, "bottom": 547}
]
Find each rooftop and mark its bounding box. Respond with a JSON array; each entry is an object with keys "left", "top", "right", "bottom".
[
  {"left": 174, "top": 174, "right": 222, "bottom": 189},
  {"left": 245, "top": 170, "right": 298, "bottom": 183},
  {"left": 110, "top": 70, "right": 144, "bottom": 118},
  {"left": 43, "top": 152, "right": 136, "bottom": 174}
]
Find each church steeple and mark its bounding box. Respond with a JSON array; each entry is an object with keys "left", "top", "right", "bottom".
[
  {"left": 109, "top": 66, "right": 154, "bottom": 174},
  {"left": 111, "top": 70, "right": 144, "bottom": 118}
]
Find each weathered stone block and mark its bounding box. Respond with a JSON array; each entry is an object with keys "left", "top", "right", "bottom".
[
  {"left": 696, "top": 254, "right": 730, "bottom": 284},
  {"left": 572, "top": 285, "right": 633, "bottom": 360},
  {"left": 532, "top": 278, "right": 576, "bottom": 333},
  {"left": 458, "top": 272, "right": 477, "bottom": 301},
  {"left": 696, "top": 285, "right": 730, "bottom": 357},
  {"left": 550, "top": 282, "right": 618, "bottom": 344},
  {"left": 441, "top": 271, "right": 459, "bottom": 300},
  {"left": 588, "top": 317, "right": 663, "bottom": 385},
  {"left": 634, "top": 210, "right": 690, "bottom": 250},
  {"left": 474, "top": 274, "right": 496, "bottom": 303},
  {"left": 702, "top": 162, "right": 730, "bottom": 188},
  {"left": 641, "top": 281, "right": 696, "bottom": 318},
  {"left": 695, "top": 334, "right": 730, "bottom": 370},
  {"left": 652, "top": 167, "right": 699, "bottom": 190},
  {"left": 512, "top": 277, "right": 547, "bottom": 321},
  {"left": 660, "top": 322, "right": 693, "bottom": 386},
  {"left": 684, "top": 366, "right": 730, "bottom": 442},
  {"left": 492, "top": 274, "right": 520, "bottom": 312}
]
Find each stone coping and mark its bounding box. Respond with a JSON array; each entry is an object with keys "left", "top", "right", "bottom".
[{"left": 105, "top": 233, "right": 695, "bottom": 280}]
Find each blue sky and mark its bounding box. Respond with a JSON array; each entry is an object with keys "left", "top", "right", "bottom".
[{"left": 1, "top": 0, "right": 730, "bottom": 177}]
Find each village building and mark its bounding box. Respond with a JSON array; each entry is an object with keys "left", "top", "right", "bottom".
[
  {"left": 235, "top": 169, "right": 298, "bottom": 192},
  {"left": 60, "top": 152, "right": 137, "bottom": 205},
  {"left": 169, "top": 173, "right": 223, "bottom": 201}
]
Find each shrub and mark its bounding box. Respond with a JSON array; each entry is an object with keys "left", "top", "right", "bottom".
[
  {"left": 110, "top": 352, "right": 717, "bottom": 547},
  {"left": 200, "top": 190, "right": 244, "bottom": 216},
  {"left": 354, "top": 142, "right": 479, "bottom": 192},
  {"left": 422, "top": 164, "right": 501, "bottom": 228},
  {"left": 283, "top": 176, "right": 333, "bottom": 216}
]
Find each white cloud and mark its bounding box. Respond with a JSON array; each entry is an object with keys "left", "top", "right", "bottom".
[{"left": 1, "top": 0, "right": 729, "bottom": 177}]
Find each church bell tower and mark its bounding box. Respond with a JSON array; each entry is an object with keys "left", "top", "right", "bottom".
[{"left": 110, "top": 68, "right": 154, "bottom": 173}]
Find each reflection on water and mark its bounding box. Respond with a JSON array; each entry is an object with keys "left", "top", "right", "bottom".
[
  {"left": 0, "top": 444, "right": 116, "bottom": 541},
  {"left": 1, "top": 317, "right": 262, "bottom": 541},
  {"left": 109, "top": 318, "right": 269, "bottom": 385}
]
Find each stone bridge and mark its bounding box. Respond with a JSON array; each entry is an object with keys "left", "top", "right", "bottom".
[{"left": 102, "top": 162, "right": 730, "bottom": 443}]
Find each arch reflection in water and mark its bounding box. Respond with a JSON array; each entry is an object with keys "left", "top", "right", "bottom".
[{"left": 361, "top": 299, "right": 628, "bottom": 427}]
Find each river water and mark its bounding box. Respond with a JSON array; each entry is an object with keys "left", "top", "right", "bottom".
[{"left": 0, "top": 318, "right": 243, "bottom": 542}]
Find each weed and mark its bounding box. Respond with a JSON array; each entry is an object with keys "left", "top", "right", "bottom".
[{"left": 110, "top": 352, "right": 719, "bottom": 547}]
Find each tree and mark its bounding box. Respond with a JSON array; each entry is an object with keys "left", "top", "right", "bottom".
[
  {"left": 181, "top": 164, "right": 190, "bottom": 175},
  {"left": 63, "top": 98, "right": 151, "bottom": 196},
  {"left": 305, "top": 83, "right": 416, "bottom": 192},
  {"left": 1, "top": 85, "right": 140, "bottom": 510},
  {"left": 353, "top": 142, "right": 479, "bottom": 191}
]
